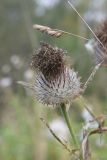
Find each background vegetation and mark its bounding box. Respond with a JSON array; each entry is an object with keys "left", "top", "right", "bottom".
[{"left": 0, "top": 0, "right": 107, "bottom": 159}]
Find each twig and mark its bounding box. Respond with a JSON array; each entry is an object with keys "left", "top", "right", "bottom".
[
  {"left": 82, "top": 125, "right": 107, "bottom": 160},
  {"left": 80, "top": 96, "right": 107, "bottom": 132},
  {"left": 89, "top": 126, "right": 107, "bottom": 135},
  {"left": 79, "top": 96, "right": 97, "bottom": 122},
  {"left": 54, "top": 28, "right": 89, "bottom": 40},
  {"left": 40, "top": 117, "right": 77, "bottom": 154},
  {"left": 83, "top": 62, "right": 102, "bottom": 91}
]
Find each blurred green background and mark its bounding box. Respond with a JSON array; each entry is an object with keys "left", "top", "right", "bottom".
[{"left": 0, "top": 0, "right": 107, "bottom": 159}]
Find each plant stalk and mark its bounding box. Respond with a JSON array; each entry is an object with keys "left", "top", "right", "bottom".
[{"left": 60, "top": 103, "right": 78, "bottom": 147}]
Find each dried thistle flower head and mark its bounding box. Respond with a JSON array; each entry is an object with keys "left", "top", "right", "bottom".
[
  {"left": 19, "top": 43, "right": 81, "bottom": 107},
  {"left": 86, "top": 20, "right": 107, "bottom": 66},
  {"left": 31, "top": 42, "right": 66, "bottom": 81}
]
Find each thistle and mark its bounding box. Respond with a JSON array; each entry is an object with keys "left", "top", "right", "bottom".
[
  {"left": 86, "top": 20, "right": 107, "bottom": 66},
  {"left": 18, "top": 42, "right": 81, "bottom": 107},
  {"left": 94, "top": 20, "right": 107, "bottom": 66}
]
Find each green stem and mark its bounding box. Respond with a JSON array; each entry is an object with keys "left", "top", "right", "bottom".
[{"left": 60, "top": 103, "right": 78, "bottom": 147}]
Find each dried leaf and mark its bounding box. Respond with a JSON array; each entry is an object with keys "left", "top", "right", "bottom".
[
  {"left": 82, "top": 124, "right": 107, "bottom": 160},
  {"left": 40, "top": 117, "right": 77, "bottom": 154},
  {"left": 82, "top": 131, "right": 91, "bottom": 160}
]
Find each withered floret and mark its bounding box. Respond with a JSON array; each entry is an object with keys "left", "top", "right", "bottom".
[{"left": 31, "top": 42, "right": 66, "bottom": 81}]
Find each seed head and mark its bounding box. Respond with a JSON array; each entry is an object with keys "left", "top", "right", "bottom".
[
  {"left": 20, "top": 43, "right": 81, "bottom": 107},
  {"left": 91, "top": 20, "right": 107, "bottom": 66},
  {"left": 31, "top": 42, "right": 66, "bottom": 81}
]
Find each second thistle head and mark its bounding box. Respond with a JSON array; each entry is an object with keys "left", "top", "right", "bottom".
[{"left": 86, "top": 20, "right": 107, "bottom": 66}]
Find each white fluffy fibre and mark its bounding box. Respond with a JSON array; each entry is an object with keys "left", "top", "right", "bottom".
[{"left": 34, "top": 67, "right": 81, "bottom": 106}]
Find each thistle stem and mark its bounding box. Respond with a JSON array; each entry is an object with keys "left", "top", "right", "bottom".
[{"left": 60, "top": 103, "right": 78, "bottom": 147}]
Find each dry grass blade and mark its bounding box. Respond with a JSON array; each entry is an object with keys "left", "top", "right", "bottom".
[
  {"left": 33, "top": 24, "right": 89, "bottom": 40},
  {"left": 68, "top": 1, "right": 105, "bottom": 50},
  {"left": 79, "top": 96, "right": 97, "bottom": 123},
  {"left": 89, "top": 114, "right": 107, "bottom": 128},
  {"left": 83, "top": 62, "right": 102, "bottom": 91},
  {"left": 68, "top": 0, "right": 107, "bottom": 67},
  {"left": 40, "top": 117, "right": 78, "bottom": 154},
  {"left": 80, "top": 96, "right": 107, "bottom": 129},
  {"left": 82, "top": 120, "right": 107, "bottom": 160}
]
